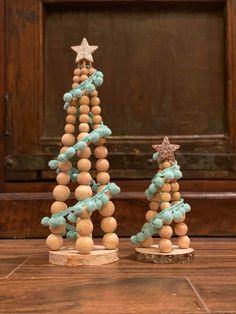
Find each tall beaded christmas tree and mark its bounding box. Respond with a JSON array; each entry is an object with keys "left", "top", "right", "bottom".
[
  {"left": 41, "top": 38, "right": 120, "bottom": 266},
  {"left": 130, "top": 137, "right": 194, "bottom": 264}
]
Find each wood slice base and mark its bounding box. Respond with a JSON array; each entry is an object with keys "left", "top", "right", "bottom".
[
  {"left": 135, "top": 245, "right": 194, "bottom": 264},
  {"left": 49, "top": 245, "right": 119, "bottom": 266}
]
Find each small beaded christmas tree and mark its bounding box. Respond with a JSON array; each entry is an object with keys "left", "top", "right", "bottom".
[
  {"left": 41, "top": 38, "right": 120, "bottom": 266},
  {"left": 130, "top": 137, "right": 194, "bottom": 264}
]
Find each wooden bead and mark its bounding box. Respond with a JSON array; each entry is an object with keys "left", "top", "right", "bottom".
[
  {"left": 149, "top": 201, "right": 159, "bottom": 211},
  {"left": 73, "top": 75, "right": 80, "bottom": 83},
  {"left": 88, "top": 67, "right": 95, "bottom": 75},
  {"left": 93, "top": 124, "right": 100, "bottom": 129},
  {"left": 76, "top": 219, "right": 93, "bottom": 236},
  {"left": 174, "top": 214, "right": 185, "bottom": 223},
  {"left": 53, "top": 185, "right": 70, "bottom": 201},
  {"left": 174, "top": 223, "right": 188, "bottom": 236},
  {"left": 159, "top": 238, "right": 172, "bottom": 253},
  {"left": 80, "top": 74, "right": 88, "bottom": 82},
  {"left": 93, "top": 115, "right": 102, "bottom": 124},
  {"left": 60, "top": 146, "right": 68, "bottom": 153},
  {"left": 76, "top": 236, "right": 94, "bottom": 254},
  {"left": 152, "top": 193, "right": 160, "bottom": 202},
  {"left": 80, "top": 105, "right": 90, "bottom": 114},
  {"left": 99, "top": 201, "right": 115, "bottom": 217},
  {"left": 77, "top": 132, "right": 89, "bottom": 141},
  {"left": 172, "top": 192, "right": 181, "bottom": 201},
  {"left": 171, "top": 182, "right": 179, "bottom": 192},
  {"left": 161, "top": 183, "right": 171, "bottom": 193},
  {"left": 142, "top": 237, "right": 153, "bottom": 248},
  {"left": 94, "top": 146, "right": 108, "bottom": 159},
  {"left": 56, "top": 173, "right": 70, "bottom": 185},
  {"left": 81, "top": 67, "right": 89, "bottom": 75},
  {"left": 77, "top": 172, "right": 92, "bottom": 185},
  {"left": 90, "top": 90, "right": 98, "bottom": 97},
  {"left": 58, "top": 161, "right": 72, "bottom": 172},
  {"left": 79, "top": 114, "right": 90, "bottom": 124},
  {"left": 49, "top": 224, "right": 66, "bottom": 235},
  {"left": 102, "top": 233, "right": 119, "bottom": 249},
  {"left": 79, "top": 95, "right": 90, "bottom": 106},
  {"left": 177, "top": 235, "right": 190, "bottom": 249},
  {"left": 160, "top": 192, "right": 171, "bottom": 202},
  {"left": 67, "top": 106, "right": 77, "bottom": 115},
  {"left": 74, "top": 68, "right": 81, "bottom": 76},
  {"left": 64, "top": 124, "right": 75, "bottom": 134},
  {"left": 66, "top": 114, "right": 76, "bottom": 124},
  {"left": 77, "top": 158, "right": 91, "bottom": 172},
  {"left": 96, "top": 172, "right": 110, "bottom": 185},
  {"left": 91, "top": 96, "right": 100, "bottom": 106},
  {"left": 101, "top": 217, "right": 117, "bottom": 233},
  {"left": 77, "top": 146, "right": 91, "bottom": 158},
  {"left": 61, "top": 133, "right": 75, "bottom": 146},
  {"left": 95, "top": 159, "right": 109, "bottom": 172},
  {"left": 91, "top": 106, "right": 101, "bottom": 115},
  {"left": 145, "top": 210, "right": 157, "bottom": 222},
  {"left": 50, "top": 201, "right": 67, "bottom": 214},
  {"left": 75, "top": 185, "right": 93, "bottom": 200},
  {"left": 79, "top": 123, "right": 89, "bottom": 133},
  {"left": 95, "top": 138, "right": 106, "bottom": 146},
  {"left": 46, "top": 234, "right": 63, "bottom": 251},
  {"left": 162, "top": 161, "right": 171, "bottom": 169},
  {"left": 79, "top": 209, "right": 92, "bottom": 219},
  {"left": 159, "top": 225, "right": 173, "bottom": 239},
  {"left": 72, "top": 83, "right": 79, "bottom": 89},
  {"left": 160, "top": 202, "right": 171, "bottom": 210}
]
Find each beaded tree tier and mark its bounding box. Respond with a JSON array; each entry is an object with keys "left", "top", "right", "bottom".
[
  {"left": 130, "top": 137, "right": 194, "bottom": 264},
  {"left": 41, "top": 38, "right": 120, "bottom": 266}
]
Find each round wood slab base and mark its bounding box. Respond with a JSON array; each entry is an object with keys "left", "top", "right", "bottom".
[
  {"left": 135, "top": 245, "right": 194, "bottom": 264},
  {"left": 49, "top": 245, "right": 119, "bottom": 266}
]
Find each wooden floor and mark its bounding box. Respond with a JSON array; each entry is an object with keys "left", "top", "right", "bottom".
[{"left": 0, "top": 238, "right": 235, "bottom": 314}]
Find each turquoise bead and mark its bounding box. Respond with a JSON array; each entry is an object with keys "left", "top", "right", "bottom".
[
  {"left": 85, "top": 83, "right": 95, "bottom": 93},
  {"left": 63, "top": 93, "right": 72, "bottom": 102},
  {"left": 163, "top": 212, "right": 173, "bottom": 224},
  {"left": 165, "top": 171, "right": 174, "bottom": 180},
  {"left": 152, "top": 152, "right": 159, "bottom": 161},
  {"left": 63, "top": 102, "right": 70, "bottom": 110},
  {"left": 77, "top": 142, "right": 87, "bottom": 150},
  {"left": 173, "top": 211, "right": 183, "bottom": 222},
  {"left": 94, "top": 77, "right": 103, "bottom": 86},
  {"left": 48, "top": 160, "right": 59, "bottom": 169},
  {"left": 41, "top": 217, "right": 50, "bottom": 226},
  {"left": 130, "top": 235, "right": 138, "bottom": 245},
  {"left": 73, "top": 89, "right": 82, "bottom": 98},
  {"left": 95, "top": 199, "right": 103, "bottom": 209},
  {"left": 154, "top": 177, "right": 164, "bottom": 187},
  {"left": 149, "top": 183, "right": 156, "bottom": 194},
  {"left": 58, "top": 153, "right": 67, "bottom": 162},
  {"left": 101, "top": 194, "right": 109, "bottom": 204},
  {"left": 96, "top": 71, "right": 104, "bottom": 78},
  {"left": 65, "top": 147, "right": 76, "bottom": 158},
  {"left": 67, "top": 213, "right": 77, "bottom": 223},
  {"left": 137, "top": 232, "right": 145, "bottom": 242},
  {"left": 89, "top": 133, "right": 100, "bottom": 143},
  {"left": 67, "top": 230, "right": 78, "bottom": 240},
  {"left": 184, "top": 203, "right": 191, "bottom": 212},
  {"left": 109, "top": 183, "right": 120, "bottom": 195},
  {"left": 87, "top": 201, "right": 96, "bottom": 211},
  {"left": 152, "top": 218, "right": 163, "bottom": 229}
]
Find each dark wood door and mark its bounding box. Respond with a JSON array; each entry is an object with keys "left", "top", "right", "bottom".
[{"left": 0, "top": 0, "right": 236, "bottom": 238}]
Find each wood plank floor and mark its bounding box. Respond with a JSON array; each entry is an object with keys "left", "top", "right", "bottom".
[{"left": 0, "top": 238, "right": 235, "bottom": 314}]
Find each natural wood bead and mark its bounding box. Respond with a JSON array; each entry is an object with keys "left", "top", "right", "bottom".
[
  {"left": 74, "top": 68, "right": 81, "bottom": 76},
  {"left": 60, "top": 146, "right": 68, "bottom": 153},
  {"left": 80, "top": 74, "right": 88, "bottom": 82},
  {"left": 73, "top": 75, "right": 80, "bottom": 83},
  {"left": 72, "top": 83, "right": 79, "bottom": 89},
  {"left": 172, "top": 192, "right": 181, "bottom": 201},
  {"left": 152, "top": 193, "right": 160, "bottom": 202},
  {"left": 80, "top": 105, "right": 90, "bottom": 114},
  {"left": 81, "top": 67, "right": 89, "bottom": 75},
  {"left": 77, "top": 172, "right": 92, "bottom": 185},
  {"left": 159, "top": 238, "right": 172, "bottom": 253},
  {"left": 79, "top": 95, "right": 90, "bottom": 106},
  {"left": 79, "top": 114, "right": 90, "bottom": 124},
  {"left": 79, "top": 209, "right": 92, "bottom": 219},
  {"left": 93, "top": 115, "right": 102, "bottom": 124},
  {"left": 61, "top": 133, "right": 75, "bottom": 146},
  {"left": 49, "top": 224, "right": 66, "bottom": 235},
  {"left": 149, "top": 201, "right": 159, "bottom": 211},
  {"left": 91, "top": 96, "right": 100, "bottom": 106},
  {"left": 77, "top": 158, "right": 91, "bottom": 172},
  {"left": 70, "top": 98, "right": 78, "bottom": 106},
  {"left": 76, "top": 236, "right": 94, "bottom": 254},
  {"left": 56, "top": 173, "right": 70, "bottom": 185},
  {"left": 101, "top": 217, "right": 117, "bottom": 233},
  {"left": 50, "top": 201, "right": 67, "bottom": 214},
  {"left": 171, "top": 182, "right": 179, "bottom": 192},
  {"left": 95, "top": 159, "right": 109, "bottom": 172},
  {"left": 96, "top": 172, "right": 110, "bottom": 184},
  {"left": 46, "top": 234, "right": 63, "bottom": 251},
  {"left": 58, "top": 161, "right": 72, "bottom": 172},
  {"left": 53, "top": 185, "right": 70, "bottom": 201},
  {"left": 88, "top": 67, "right": 95, "bottom": 75},
  {"left": 162, "top": 161, "right": 171, "bottom": 169},
  {"left": 174, "top": 223, "right": 188, "bottom": 236},
  {"left": 142, "top": 237, "right": 153, "bottom": 248},
  {"left": 93, "top": 124, "right": 100, "bottom": 130},
  {"left": 77, "top": 132, "right": 89, "bottom": 141},
  {"left": 75, "top": 185, "right": 93, "bottom": 200},
  {"left": 161, "top": 192, "right": 171, "bottom": 202},
  {"left": 161, "top": 183, "right": 171, "bottom": 193},
  {"left": 174, "top": 214, "right": 185, "bottom": 223},
  {"left": 91, "top": 106, "right": 101, "bottom": 115},
  {"left": 79, "top": 123, "right": 89, "bottom": 133},
  {"left": 90, "top": 90, "right": 98, "bottom": 97},
  {"left": 67, "top": 106, "right": 77, "bottom": 115},
  {"left": 160, "top": 202, "right": 171, "bottom": 210},
  {"left": 99, "top": 201, "right": 115, "bottom": 217},
  {"left": 77, "top": 146, "right": 91, "bottom": 158},
  {"left": 66, "top": 115, "right": 76, "bottom": 124},
  {"left": 102, "top": 233, "right": 119, "bottom": 249},
  {"left": 159, "top": 225, "right": 173, "bottom": 239},
  {"left": 76, "top": 219, "right": 93, "bottom": 236},
  {"left": 145, "top": 210, "right": 157, "bottom": 222},
  {"left": 94, "top": 146, "right": 108, "bottom": 159},
  {"left": 64, "top": 124, "right": 75, "bottom": 134},
  {"left": 177, "top": 235, "right": 190, "bottom": 249},
  {"left": 95, "top": 138, "right": 106, "bottom": 146}
]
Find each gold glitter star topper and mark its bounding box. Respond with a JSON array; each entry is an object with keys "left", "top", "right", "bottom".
[
  {"left": 152, "top": 137, "right": 180, "bottom": 162},
  {"left": 71, "top": 38, "right": 98, "bottom": 63}
]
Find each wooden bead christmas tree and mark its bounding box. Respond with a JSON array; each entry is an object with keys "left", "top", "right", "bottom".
[
  {"left": 130, "top": 137, "right": 194, "bottom": 264},
  {"left": 41, "top": 38, "right": 120, "bottom": 266}
]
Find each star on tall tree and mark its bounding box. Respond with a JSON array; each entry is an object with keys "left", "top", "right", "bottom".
[
  {"left": 71, "top": 38, "right": 98, "bottom": 63},
  {"left": 152, "top": 137, "right": 180, "bottom": 162}
]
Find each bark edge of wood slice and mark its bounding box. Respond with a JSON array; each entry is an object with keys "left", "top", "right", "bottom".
[
  {"left": 49, "top": 245, "right": 119, "bottom": 266},
  {"left": 135, "top": 245, "right": 194, "bottom": 264}
]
